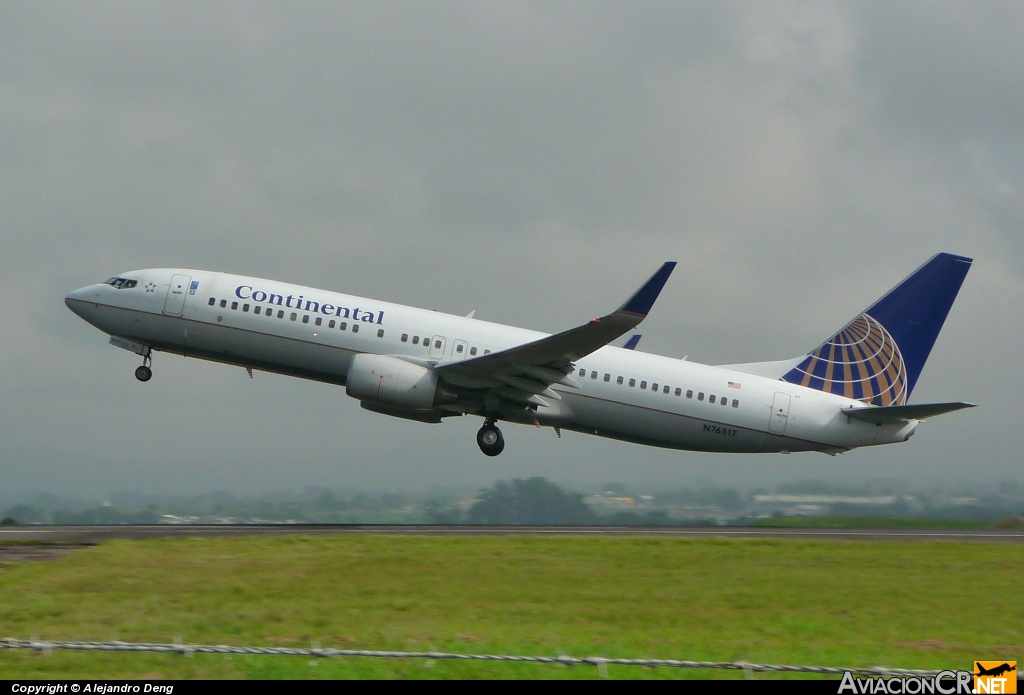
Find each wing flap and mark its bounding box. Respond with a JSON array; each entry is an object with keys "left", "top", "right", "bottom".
[{"left": 842, "top": 401, "right": 976, "bottom": 425}]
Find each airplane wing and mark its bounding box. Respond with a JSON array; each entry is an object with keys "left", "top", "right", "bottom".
[
  {"left": 841, "top": 401, "right": 976, "bottom": 426},
  {"left": 435, "top": 262, "right": 676, "bottom": 406}
]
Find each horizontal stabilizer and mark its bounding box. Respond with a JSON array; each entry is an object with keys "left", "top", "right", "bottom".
[{"left": 842, "top": 401, "right": 976, "bottom": 426}]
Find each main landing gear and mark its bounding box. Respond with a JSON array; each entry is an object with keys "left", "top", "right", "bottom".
[
  {"left": 476, "top": 419, "right": 505, "bottom": 457},
  {"left": 135, "top": 347, "right": 153, "bottom": 382}
]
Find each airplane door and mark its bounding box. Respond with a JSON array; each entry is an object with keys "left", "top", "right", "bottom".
[
  {"left": 429, "top": 335, "right": 447, "bottom": 358},
  {"left": 769, "top": 392, "right": 791, "bottom": 434},
  {"left": 163, "top": 274, "right": 191, "bottom": 316},
  {"left": 452, "top": 339, "right": 469, "bottom": 359}
]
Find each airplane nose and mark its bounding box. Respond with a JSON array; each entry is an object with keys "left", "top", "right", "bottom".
[{"left": 65, "top": 286, "right": 95, "bottom": 318}]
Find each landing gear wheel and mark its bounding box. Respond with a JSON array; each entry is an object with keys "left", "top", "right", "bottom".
[
  {"left": 135, "top": 365, "right": 152, "bottom": 382},
  {"left": 476, "top": 421, "right": 505, "bottom": 457}
]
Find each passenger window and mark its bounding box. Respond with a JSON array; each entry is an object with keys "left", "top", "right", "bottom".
[
  {"left": 484, "top": 349, "right": 491, "bottom": 354},
  {"left": 208, "top": 297, "right": 215, "bottom": 306},
  {"left": 352, "top": 324, "right": 359, "bottom": 333},
  {"left": 640, "top": 381, "right": 647, "bottom": 390},
  {"left": 697, "top": 392, "right": 704, "bottom": 401},
  {"left": 243, "top": 304, "right": 249, "bottom": 312},
  {"left": 231, "top": 301, "right": 238, "bottom": 310},
  {"left": 629, "top": 378, "right": 636, "bottom": 387},
  {"left": 456, "top": 344, "right": 464, "bottom": 353},
  {"left": 675, "top": 387, "right": 681, "bottom": 396},
  {"left": 732, "top": 399, "right": 739, "bottom": 408},
  {"left": 579, "top": 368, "right": 586, "bottom": 377},
  {"left": 220, "top": 299, "right": 227, "bottom": 308},
  {"left": 315, "top": 317, "right": 322, "bottom": 326},
  {"left": 591, "top": 371, "right": 598, "bottom": 380},
  {"left": 302, "top": 315, "right": 309, "bottom": 324},
  {"left": 339, "top": 322, "right": 347, "bottom": 330},
  {"left": 253, "top": 306, "right": 260, "bottom": 315},
  {"left": 617, "top": 376, "right": 623, "bottom": 385},
  {"left": 412, "top": 336, "right": 419, "bottom": 344},
  {"left": 277, "top": 310, "right": 284, "bottom": 318},
  {"left": 434, "top": 339, "right": 441, "bottom": 349},
  {"left": 470, "top": 347, "right": 477, "bottom": 356},
  {"left": 604, "top": 373, "right": 610, "bottom": 382},
  {"left": 663, "top": 385, "right": 670, "bottom": 394},
  {"left": 378, "top": 329, "right": 385, "bottom": 338},
  {"left": 290, "top": 313, "right": 297, "bottom": 321},
  {"left": 709, "top": 395, "right": 716, "bottom": 404},
  {"left": 722, "top": 398, "right": 729, "bottom": 406},
  {"left": 401, "top": 334, "right": 408, "bottom": 342},
  {"left": 329, "top": 320, "right": 336, "bottom": 328},
  {"left": 687, "top": 390, "right": 693, "bottom": 398},
  {"left": 652, "top": 383, "right": 659, "bottom": 391}
]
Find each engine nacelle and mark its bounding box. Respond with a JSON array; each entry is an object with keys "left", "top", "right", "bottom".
[{"left": 346, "top": 353, "right": 450, "bottom": 410}]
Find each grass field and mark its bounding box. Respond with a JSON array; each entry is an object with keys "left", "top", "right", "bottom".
[{"left": 0, "top": 535, "right": 1020, "bottom": 679}]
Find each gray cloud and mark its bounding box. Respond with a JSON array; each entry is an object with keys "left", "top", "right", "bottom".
[{"left": 1, "top": 1, "right": 1020, "bottom": 496}]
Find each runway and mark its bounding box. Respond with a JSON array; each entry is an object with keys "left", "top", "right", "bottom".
[{"left": 2, "top": 524, "right": 1022, "bottom": 545}]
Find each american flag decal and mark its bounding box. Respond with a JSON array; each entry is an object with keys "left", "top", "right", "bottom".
[{"left": 728, "top": 381, "right": 741, "bottom": 389}]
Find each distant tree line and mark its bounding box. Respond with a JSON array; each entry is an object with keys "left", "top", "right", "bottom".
[
  {"left": 3, "top": 477, "right": 1022, "bottom": 526},
  {"left": 465, "top": 478, "right": 595, "bottom": 525},
  {"left": 430, "top": 477, "right": 682, "bottom": 526}
]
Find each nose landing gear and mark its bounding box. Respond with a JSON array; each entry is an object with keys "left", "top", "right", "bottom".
[
  {"left": 476, "top": 419, "right": 505, "bottom": 457},
  {"left": 135, "top": 347, "right": 153, "bottom": 382}
]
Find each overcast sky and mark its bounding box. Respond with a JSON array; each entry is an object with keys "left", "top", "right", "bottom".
[{"left": 1, "top": 1, "right": 1021, "bottom": 497}]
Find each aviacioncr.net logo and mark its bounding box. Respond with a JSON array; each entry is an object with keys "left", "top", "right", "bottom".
[{"left": 839, "top": 670, "right": 974, "bottom": 694}]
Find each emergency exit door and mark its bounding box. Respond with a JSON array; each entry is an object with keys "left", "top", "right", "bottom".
[{"left": 428, "top": 335, "right": 447, "bottom": 358}]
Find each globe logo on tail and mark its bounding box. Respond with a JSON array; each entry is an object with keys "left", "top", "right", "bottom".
[{"left": 783, "top": 314, "right": 908, "bottom": 405}]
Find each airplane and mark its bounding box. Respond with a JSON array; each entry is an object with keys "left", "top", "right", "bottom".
[
  {"left": 975, "top": 663, "right": 1016, "bottom": 678},
  {"left": 65, "top": 253, "right": 975, "bottom": 457}
]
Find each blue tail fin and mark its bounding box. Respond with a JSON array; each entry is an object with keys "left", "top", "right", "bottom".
[{"left": 781, "top": 253, "right": 972, "bottom": 404}]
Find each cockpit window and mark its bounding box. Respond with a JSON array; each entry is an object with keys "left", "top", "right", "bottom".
[{"left": 105, "top": 277, "right": 137, "bottom": 289}]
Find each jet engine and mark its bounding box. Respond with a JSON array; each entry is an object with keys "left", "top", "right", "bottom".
[{"left": 346, "top": 353, "right": 456, "bottom": 410}]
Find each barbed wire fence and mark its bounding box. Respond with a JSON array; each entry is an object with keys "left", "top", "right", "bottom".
[{"left": 0, "top": 638, "right": 956, "bottom": 678}]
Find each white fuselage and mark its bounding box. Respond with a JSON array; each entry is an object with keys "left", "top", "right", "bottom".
[{"left": 65, "top": 268, "right": 918, "bottom": 454}]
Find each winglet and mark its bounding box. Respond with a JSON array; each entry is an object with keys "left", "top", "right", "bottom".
[
  {"left": 622, "top": 334, "right": 642, "bottom": 350},
  {"left": 618, "top": 262, "right": 676, "bottom": 317}
]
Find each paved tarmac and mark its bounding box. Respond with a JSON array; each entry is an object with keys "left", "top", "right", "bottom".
[{"left": 2, "top": 524, "right": 1022, "bottom": 545}]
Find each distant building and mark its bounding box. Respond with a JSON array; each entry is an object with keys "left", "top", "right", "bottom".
[{"left": 753, "top": 495, "right": 898, "bottom": 505}]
